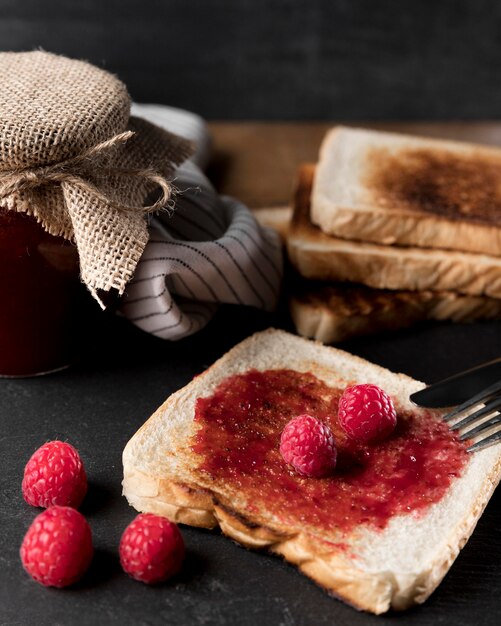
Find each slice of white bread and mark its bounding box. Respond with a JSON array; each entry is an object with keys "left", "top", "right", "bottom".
[
  {"left": 122, "top": 329, "right": 501, "bottom": 614},
  {"left": 289, "top": 165, "right": 501, "bottom": 298},
  {"left": 290, "top": 281, "right": 501, "bottom": 344},
  {"left": 311, "top": 127, "right": 501, "bottom": 256}
]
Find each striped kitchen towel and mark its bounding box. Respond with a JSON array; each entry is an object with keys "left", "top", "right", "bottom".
[{"left": 120, "top": 104, "right": 283, "bottom": 340}]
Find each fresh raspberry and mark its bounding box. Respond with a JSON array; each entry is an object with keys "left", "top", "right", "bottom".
[
  {"left": 22, "top": 441, "right": 87, "bottom": 509},
  {"left": 20, "top": 506, "right": 93, "bottom": 587},
  {"left": 338, "top": 384, "right": 397, "bottom": 443},
  {"left": 280, "top": 414, "right": 337, "bottom": 478},
  {"left": 119, "top": 513, "right": 185, "bottom": 584}
]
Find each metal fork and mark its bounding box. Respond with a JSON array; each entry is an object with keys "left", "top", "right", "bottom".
[{"left": 442, "top": 380, "right": 501, "bottom": 452}]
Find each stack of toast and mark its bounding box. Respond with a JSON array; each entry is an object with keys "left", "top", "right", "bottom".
[{"left": 262, "top": 127, "right": 501, "bottom": 342}]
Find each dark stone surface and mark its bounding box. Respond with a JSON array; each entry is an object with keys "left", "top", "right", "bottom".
[
  {"left": 2, "top": 0, "right": 501, "bottom": 120},
  {"left": 1, "top": 303, "right": 501, "bottom": 625}
]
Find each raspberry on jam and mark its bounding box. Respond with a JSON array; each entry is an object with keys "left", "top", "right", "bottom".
[
  {"left": 338, "top": 384, "right": 397, "bottom": 443},
  {"left": 280, "top": 414, "right": 337, "bottom": 477}
]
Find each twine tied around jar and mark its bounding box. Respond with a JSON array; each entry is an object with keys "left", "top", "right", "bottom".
[{"left": 0, "top": 131, "right": 173, "bottom": 214}]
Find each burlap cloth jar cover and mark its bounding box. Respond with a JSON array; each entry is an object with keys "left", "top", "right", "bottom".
[{"left": 0, "top": 51, "right": 192, "bottom": 304}]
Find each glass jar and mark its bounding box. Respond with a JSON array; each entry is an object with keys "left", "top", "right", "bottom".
[{"left": 0, "top": 208, "right": 85, "bottom": 377}]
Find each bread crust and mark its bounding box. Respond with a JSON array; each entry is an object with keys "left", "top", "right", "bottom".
[
  {"left": 290, "top": 283, "right": 501, "bottom": 343},
  {"left": 122, "top": 329, "right": 501, "bottom": 614},
  {"left": 311, "top": 127, "right": 501, "bottom": 256},
  {"left": 124, "top": 432, "right": 501, "bottom": 614}
]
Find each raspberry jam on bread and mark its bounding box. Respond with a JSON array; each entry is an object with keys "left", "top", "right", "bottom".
[{"left": 192, "top": 369, "right": 468, "bottom": 533}]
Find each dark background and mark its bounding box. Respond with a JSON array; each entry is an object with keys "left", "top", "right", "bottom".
[{"left": 3, "top": 0, "right": 501, "bottom": 120}]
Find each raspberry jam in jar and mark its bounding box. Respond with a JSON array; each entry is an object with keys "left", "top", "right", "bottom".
[{"left": 0, "top": 208, "right": 85, "bottom": 377}]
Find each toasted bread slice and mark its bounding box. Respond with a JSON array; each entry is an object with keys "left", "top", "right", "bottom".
[
  {"left": 289, "top": 165, "right": 501, "bottom": 298},
  {"left": 290, "top": 281, "right": 501, "bottom": 343},
  {"left": 123, "top": 329, "right": 501, "bottom": 614},
  {"left": 311, "top": 127, "right": 501, "bottom": 256}
]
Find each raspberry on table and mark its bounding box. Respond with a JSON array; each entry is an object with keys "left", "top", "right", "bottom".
[
  {"left": 338, "top": 384, "right": 397, "bottom": 443},
  {"left": 22, "top": 440, "right": 88, "bottom": 509},
  {"left": 20, "top": 506, "right": 93, "bottom": 588},
  {"left": 119, "top": 513, "right": 185, "bottom": 584},
  {"left": 280, "top": 414, "right": 337, "bottom": 478}
]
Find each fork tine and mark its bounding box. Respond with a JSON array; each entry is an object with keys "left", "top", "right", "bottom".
[
  {"left": 450, "top": 396, "right": 501, "bottom": 430},
  {"left": 467, "top": 429, "right": 501, "bottom": 452},
  {"left": 459, "top": 412, "right": 501, "bottom": 440},
  {"left": 442, "top": 379, "right": 501, "bottom": 421}
]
